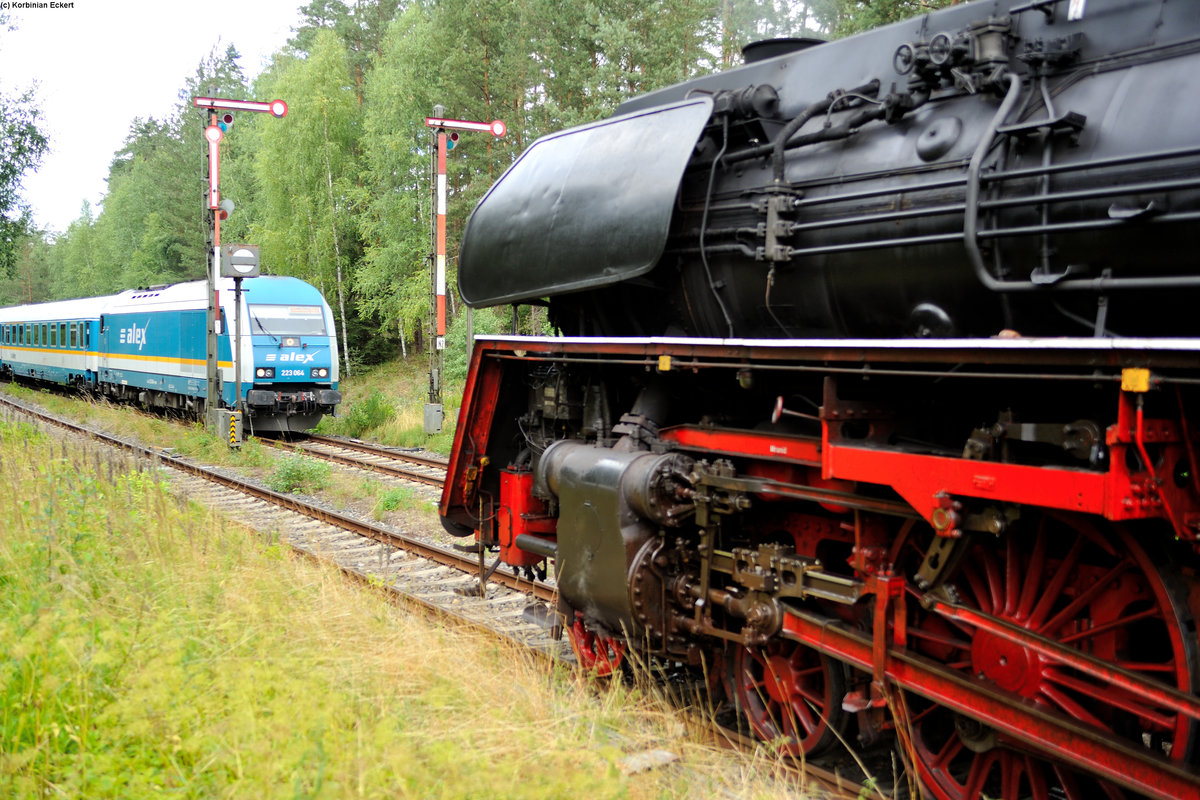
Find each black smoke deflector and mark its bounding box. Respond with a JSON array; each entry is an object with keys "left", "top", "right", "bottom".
[{"left": 458, "top": 97, "right": 714, "bottom": 307}]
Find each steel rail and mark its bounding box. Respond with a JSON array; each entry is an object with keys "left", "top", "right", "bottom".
[
  {"left": 260, "top": 436, "right": 446, "bottom": 489},
  {"left": 306, "top": 433, "right": 450, "bottom": 470}
]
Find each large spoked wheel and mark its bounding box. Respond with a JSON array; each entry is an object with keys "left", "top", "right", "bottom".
[
  {"left": 894, "top": 514, "right": 1198, "bottom": 799},
  {"left": 729, "top": 638, "right": 847, "bottom": 757}
]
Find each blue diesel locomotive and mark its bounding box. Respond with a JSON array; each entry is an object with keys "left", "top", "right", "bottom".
[{"left": 0, "top": 276, "right": 341, "bottom": 433}]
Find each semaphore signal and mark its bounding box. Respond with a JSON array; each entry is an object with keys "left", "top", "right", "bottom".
[
  {"left": 193, "top": 94, "right": 288, "bottom": 439},
  {"left": 424, "top": 115, "right": 506, "bottom": 138},
  {"left": 420, "top": 110, "right": 505, "bottom": 433},
  {"left": 194, "top": 97, "right": 288, "bottom": 117}
]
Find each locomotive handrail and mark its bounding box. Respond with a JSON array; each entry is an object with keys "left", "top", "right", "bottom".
[
  {"left": 965, "top": 73, "right": 1200, "bottom": 293},
  {"left": 780, "top": 175, "right": 1200, "bottom": 237},
  {"left": 752, "top": 142, "right": 1200, "bottom": 214}
]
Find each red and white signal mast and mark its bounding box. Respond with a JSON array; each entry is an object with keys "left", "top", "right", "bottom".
[
  {"left": 193, "top": 96, "right": 288, "bottom": 438},
  {"left": 421, "top": 107, "right": 505, "bottom": 433}
]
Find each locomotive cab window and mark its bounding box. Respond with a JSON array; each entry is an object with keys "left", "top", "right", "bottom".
[{"left": 248, "top": 304, "right": 327, "bottom": 337}]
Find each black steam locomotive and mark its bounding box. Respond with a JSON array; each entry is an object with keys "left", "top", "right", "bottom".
[{"left": 442, "top": 1, "right": 1200, "bottom": 797}]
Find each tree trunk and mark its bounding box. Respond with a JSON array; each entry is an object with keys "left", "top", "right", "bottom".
[{"left": 322, "top": 110, "right": 352, "bottom": 378}]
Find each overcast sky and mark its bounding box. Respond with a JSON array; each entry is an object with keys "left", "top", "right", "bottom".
[{"left": 1, "top": 0, "right": 305, "bottom": 234}]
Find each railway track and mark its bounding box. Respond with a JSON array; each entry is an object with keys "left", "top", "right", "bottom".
[
  {"left": 0, "top": 389, "right": 875, "bottom": 798},
  {"left": 261, "top": 433, "right": 447, "bottom": 490}
]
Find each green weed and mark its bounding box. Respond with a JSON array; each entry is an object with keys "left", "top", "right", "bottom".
[
  {"left": 266, "top": 453, "right": 332, "bottom": 494},
  {"left": 372, "top": 486, "right": 418, "bottom": 519},
  {"left": 322, "top": 389, "right": 395, "bottom": 439}
]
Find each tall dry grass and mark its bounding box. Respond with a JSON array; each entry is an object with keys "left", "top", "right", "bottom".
[{"left": 0, "top": 416, "right": 810, "bottom": 799}]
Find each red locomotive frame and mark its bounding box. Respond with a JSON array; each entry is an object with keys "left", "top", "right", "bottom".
[{"left": 441, "top": 335, "right": 1200, "bottom": 799}]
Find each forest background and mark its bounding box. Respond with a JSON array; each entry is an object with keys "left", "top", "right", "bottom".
[{"left": 1, "top": 0, "right": 952, "bottom": 374}]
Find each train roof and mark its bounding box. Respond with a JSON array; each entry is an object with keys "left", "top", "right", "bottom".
[
  {"left": 0, "top": 295, "right": 105, "bottom": 323},
  {"left": 232, "top": 275, "right": 326, "bottom": 305},
  {"left": 0, "top": 276, "right": 328, "bottom": 321},
  {"left": 105, "top": 276, "right": 325, "bottom": 314}
]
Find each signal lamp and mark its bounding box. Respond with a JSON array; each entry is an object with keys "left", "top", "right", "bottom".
[{"left": 218, "top": 112, "right": 234, "bottom": 132}]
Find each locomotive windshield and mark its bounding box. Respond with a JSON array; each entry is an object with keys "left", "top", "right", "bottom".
[{"left": 248, "top": 304, "right": 327, "bottom": 337}]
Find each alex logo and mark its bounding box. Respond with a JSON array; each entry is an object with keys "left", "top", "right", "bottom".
[
  {"left": 264, "top": 351, "right": 320, "bottom": 363},
  {"left": 119, "top": 322, "right": 149, "bottom": 351}
]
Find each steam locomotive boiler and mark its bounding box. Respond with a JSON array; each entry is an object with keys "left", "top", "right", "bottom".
[{"left": 440, "top": 1, "right": 1200, "bottom": 797}]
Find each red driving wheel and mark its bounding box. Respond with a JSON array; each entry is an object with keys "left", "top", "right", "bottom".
[
  {"left": 894, "top": 514, "right": 1198, "bottom": 799},
  {"left": 729, "top": 638, "right": 846, "bottom": 756}
]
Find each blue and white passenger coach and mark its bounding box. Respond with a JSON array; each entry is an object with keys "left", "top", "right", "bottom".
[{"left": 0, "top": 276, "right": 341, "bottom": 433}]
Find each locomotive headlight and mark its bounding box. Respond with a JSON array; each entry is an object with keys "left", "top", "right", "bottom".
[
  {"left": 311, "top": 367, "right": 329, "bottom": 379},
  {"left": 256, "top": 367, "right": 275, "bottom": 379}
]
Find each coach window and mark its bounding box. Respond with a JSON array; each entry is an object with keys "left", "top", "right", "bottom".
[
  {"left": 70, "top": 323, "right": 77, "bottom": 348},
  {"left": 50, "top": 324, "right": 57, "bottom": 347},
  {"left": 41, "top": 324, "right": 47, "bottom": 347},
  {"left": 33, "top": 325, "right": 38, "bottom": 347},
  {"left": 59, "top": 322, "right": 66, "bottom": 347}
]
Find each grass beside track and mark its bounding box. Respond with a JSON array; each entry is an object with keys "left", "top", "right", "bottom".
[
  {"left": 316, "top": 358, "right": 460, "bottom": 455},
  {"left": 0, "top": 416, "right": 810, "bottom": 799}
]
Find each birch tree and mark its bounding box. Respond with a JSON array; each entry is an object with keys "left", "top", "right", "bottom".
[{"left": 250, "top": 30, "right": 363, "bottom": 375}]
